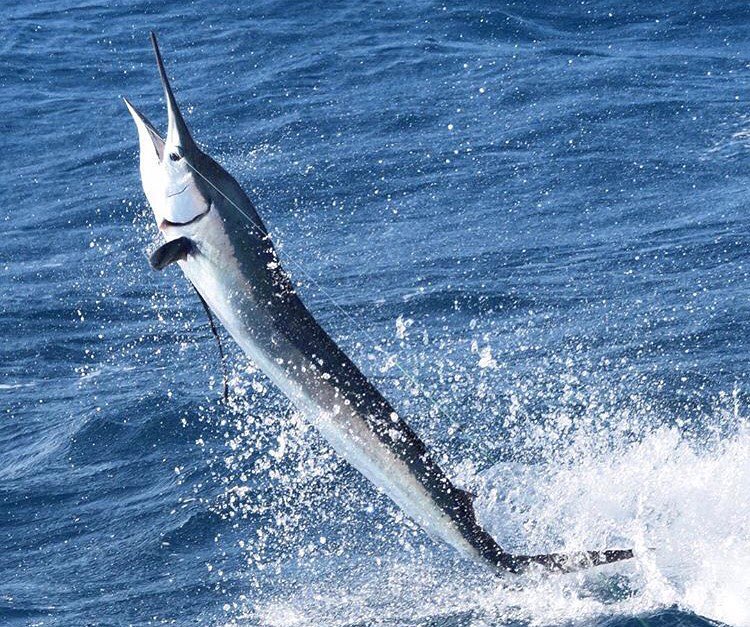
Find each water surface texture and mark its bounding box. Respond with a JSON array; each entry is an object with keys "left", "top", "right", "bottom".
[{"left": 2, "top": 1, "right": 750, "bottom": 625}]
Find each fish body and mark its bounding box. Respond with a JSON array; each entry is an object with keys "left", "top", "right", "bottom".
[{"left": 123, "top": 32, "right": 634, "bottom": 574}]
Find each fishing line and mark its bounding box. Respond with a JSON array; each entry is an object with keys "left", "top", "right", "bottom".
[{"left": 182, "top": 154, "right": 457, "bottom": 422}]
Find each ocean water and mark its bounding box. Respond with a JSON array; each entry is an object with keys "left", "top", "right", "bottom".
[{"left": 2, "top": 1, "right": 750, "bottom": 625}]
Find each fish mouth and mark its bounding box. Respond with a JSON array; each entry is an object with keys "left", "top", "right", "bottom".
[{"left": 159, "top": 206, "right": 210, "bottom": 230}]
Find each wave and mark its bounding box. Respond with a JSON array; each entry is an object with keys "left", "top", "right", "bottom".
[
  {"left": 473, "top": 422, "right": 750, "bottom": 625},
  {"left": 210, "top": 396, "right": 748, "bottom": 627}
]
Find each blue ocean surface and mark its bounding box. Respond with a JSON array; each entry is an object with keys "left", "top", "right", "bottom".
[{"left": 2, "top": 1, "right": 750, "bottom": 625}]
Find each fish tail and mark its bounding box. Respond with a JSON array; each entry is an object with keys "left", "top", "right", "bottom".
[
  {"left": 497, "top": 547, "right": 634, "bottom": 574},
  {"left": 466, "top": 521, "right": 633, "bottom": 574}
]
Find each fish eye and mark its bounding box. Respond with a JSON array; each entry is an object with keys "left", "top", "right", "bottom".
[{"left": 169, "top": 152, "right": 181, "bottom": 161}]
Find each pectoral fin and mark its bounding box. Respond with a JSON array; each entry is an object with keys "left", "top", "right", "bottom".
[{"left": 149, "top": 237, "right": 195, "bottom": 270}]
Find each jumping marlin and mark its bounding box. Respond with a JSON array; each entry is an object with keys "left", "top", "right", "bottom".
[{"left": 123, "top": 33, "right": 633, "bottom": 575}]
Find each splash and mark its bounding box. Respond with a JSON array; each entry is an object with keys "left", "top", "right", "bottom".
[
  {"left": 207, "top": 387, "right": 749, "bottom": 627},
  {"left": 474, "top": 420, "right": 750, "bottom": 626}
]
